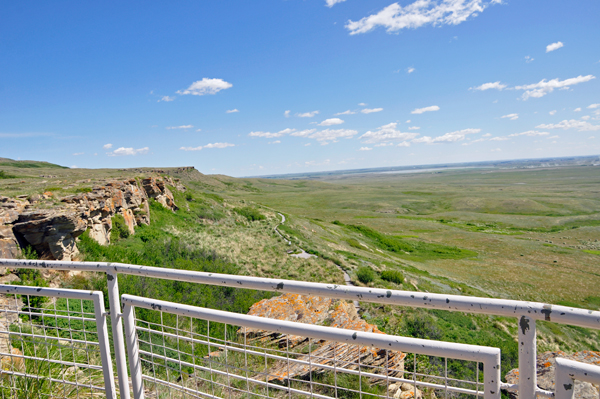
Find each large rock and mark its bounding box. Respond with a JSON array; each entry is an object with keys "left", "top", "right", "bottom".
[
  {"left": 12, "top": 210, "right": 87, "bottom": 261},
  {"left": 0, "top": 197, "right": 29, "bottom": 259},
  {"left": 142, "top": 177, "right": 178, "bottom": 211},
  {"left": 505, "top": 351, "right": 600, "bottom": 399},
  {"left": 239, "top": 294, "right": 406, "bottom": 384}
]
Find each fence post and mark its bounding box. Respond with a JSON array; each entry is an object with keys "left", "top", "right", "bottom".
[
  {"left": 518, "top": 315, "right": 537, "bottom": 399},
  {"left": 107, "top": 270, "right": 131, "bottom": 399},
  {"left": 123, "top": 301, "right": 145, "bottom": 399},
  {"left": 93, "top": 291, "right": 118, "bottom": 399},
  {"left": 483, "top": 350, "right": 502, "bottom": 399}
]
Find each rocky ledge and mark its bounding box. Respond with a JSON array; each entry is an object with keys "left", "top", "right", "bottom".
[{"left": 0, "top": 176, "right": 180, "bottom": 261}]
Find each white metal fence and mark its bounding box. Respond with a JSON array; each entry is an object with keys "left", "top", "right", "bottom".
[
  {"left": 0, "top": 258, "right": 599, "bottom": 399},
  {"left": 0, "top": 284, "right": 116, "bottom": 398}
]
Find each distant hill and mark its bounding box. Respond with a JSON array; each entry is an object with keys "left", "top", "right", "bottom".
[{"left": 0, "top": 157, "right": 68, "bottom": 169}]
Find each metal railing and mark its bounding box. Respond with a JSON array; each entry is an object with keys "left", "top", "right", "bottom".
[{"left": 1, "top": 258, "right": 599, "bottom": 399}]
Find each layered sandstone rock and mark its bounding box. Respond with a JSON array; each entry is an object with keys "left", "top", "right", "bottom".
[
  {"left": 142, "top": 177, "right": 178, "bottom": 211},
  {"left": 505, "top": 351, "right": 600, "bottom": 399},
  {"left": 0, "top": 197, "right": 28, "bottom": 259},
  {"left": 238, "top": 293, "right": 406, "bottom": 383}
]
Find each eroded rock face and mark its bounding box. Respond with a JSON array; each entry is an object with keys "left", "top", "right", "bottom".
[
  {"left": 239, "top": 293, "right": 405, "bottom": 383},
  {"left": 0, "top": 197, "right": 29, "bottom": 259},
  {"left": 12, "top": 210, "right": 87, "bottom": 261},
  {"left": 142, "top": 177, "right": 178, "bottom": 211},
  {"left": 505, "top": 351, "right": 600, "bottom": 399}
]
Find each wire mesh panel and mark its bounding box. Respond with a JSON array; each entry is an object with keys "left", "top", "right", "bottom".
[
  {"left": 0, "top": 285, "right": 116, "bottom": 399},
  {"left": 122, "top": 295, "right": 501, "bottom": 399}
]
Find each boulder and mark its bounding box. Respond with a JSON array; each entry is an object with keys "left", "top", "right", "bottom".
[{"left": 142, "top": 177, "right": 178, "bottom": 211}]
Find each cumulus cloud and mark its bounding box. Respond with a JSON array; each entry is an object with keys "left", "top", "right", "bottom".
[
  {"left": 358, "top": 103, "right": 367, "bottom": 106},
  {"left": 180, "top": 142, "right": 235, "bottom": 151},
  {"left": 346, "top": 0, "right": 499, "bottom": 35},
  {"left": 306, "top": 129, "right": 357, "bottom": 143},
  {"left": 158, "top": 96, "right": 175, "bottom": 102},
  {"left": 408, "top": 126, "right": 420, "bottom": 130},
  {"left": 297, "top": 110, "right": 320, "bottom": 118},
  {"left": 359, "top": 123, "right": 420, "bottom": 143},
  {"left": 397, "top": 141, "right": 411, "bottom": 147},
  {"left": 335, "top": 110, "right": 356, "bottom": 115},
  {"left": 226, "top": 109, "right": 239, "bottom": 113},
  {"left": 411, "top": 105, "right": 440, "bottom": 114},
  {"left": 103, "top": 143, "right": 113, "bottom": 150},
  {"left": 177, "top": 78, "right": 232, "bottom": 96},
  {"left": 470, "top": 81, "right": 506, "bottom": 91},
  {"left": 549, "top": 110, "right": 557, "bottom": 115},
  {"left": 536, "top": 120, "right": 600, "bottom": 132},
  {"left": 290, "top": 129, "right": 318, "bottom": 137},
  {"left": 515, "top": 75, "right": 595, "bottom": 100},
  {"left": 574, "top": 108, "right": 582, "bottom": 112},
  {"left": 525, "top": 56, "right": 534, "bottom": 63},
  {"left": 359, "top": 147, "right": 372, "bottom": 151},
  {"left": 318, "top": 118, "right": 344, "bottom": 126},
  {"left": 269, "top": 140, "right": 281, "bottom": 144},
  {"left": 109, "top": 147, "right": 150, "bottom": 156},
  {"left": 501, "top": 113, "right": 519, "bottom": 120},
  {"left": 361, "top": 108, "right": 383, "bottom": 114},
  {"left": 546, "top": 41, "right": 564, "bottom": 52},
  {"left": 508, "top": 131, "right": 549, "bottom": 137},
  {"left": 249, "top": 128, "right": 296, "bottom": 138},
  {"left": 489, "top": 136, "right": 508, "bottom": 141},
  {"left": 407, "top": 67, "right": 415, "bottom": 73},
  {"left": 73, "top": 152, "right": 84, "bottom": 156},
  {"left": 326, "top": 0, "right": 346, "bottom": 7},
  {"left": 166, "top": 125, "right": 194, "bottom": 130},
  {"left": 588, "top": 104, "right": 600, "bottom": 109},
  {"left": 284, "top": 110, "right": 291, "bottom": 118},
  {"left": 413, "top": 128, "right": 481, "bottom": 143}
]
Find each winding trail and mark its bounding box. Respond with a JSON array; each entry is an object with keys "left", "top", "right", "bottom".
[{"left": 275, "top": 212, "right": 360, "bottom": 310}]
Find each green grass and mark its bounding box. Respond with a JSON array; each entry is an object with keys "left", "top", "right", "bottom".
[
  {"left": 234, "top": 206, "right": 266, "bottom": 222},
  {"left": 583, "top": 249, "right": 600, "bottom": 255},
  {"left": 0, "top": 170, "right": 17, "bottom": 179}
]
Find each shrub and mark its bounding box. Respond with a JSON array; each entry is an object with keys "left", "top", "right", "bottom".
[
  {"left": 110, "top": 214, "right": 130, "bottom": 242},
  {"left": 234, "top": 206, "right": 265, "bottom": 222},
  {"left": 332, "top": 220, "right": 344, "bottom": 226},
  {"left": 75, "top": 187, "right": 92, "bottom": 193},
  {"left": 0, "top": 170, "right": 16, "bottom": 179},
  {"left": 12, "top": 268, "right": 48, "bottom": 313},
  {"left": 403, "top": 313, "right": 442, "bottom": 340},
  {"left": 381, "top": 270, "right": 404, "bottom": 284},
  {"left": 356, "top": 266, "right": 375, "bottom": 284}
]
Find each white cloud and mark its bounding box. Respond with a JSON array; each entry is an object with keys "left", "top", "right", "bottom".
[
  {"left": 413, "top": 128, "right": 481, "bottom": 143},
  {"left": 411, "top": 105, "right": 440, "bottom": 114},
  {"left": 306, "top": 129, "right": 357, "bottom": 143},
  {"left": 515, "top": 75, "right": 595, "bottom": 100},
  {"left": 582, "top": 116, "right": 591, "bottom": 121},
  {"left": 588, "top": 104, "right": 600, "bottom": 109},
  {"left": 549, "top": 110, "right": 557, "bottom": 115},
  {"left": 335, "top": 110, "right": 356, "bottom": 115},
  {"left": 318, "top": 118, "right": 344, "bottom": 126},
  {"left": 177, "top": 78, "right": 232, "bottom": 96},
  {"left": 482, "top": 133, "right": 492, "bottom": 137},
  {"left": 470, "top": 81, "right": 506, "bottom": 91},
  {"left": 361, "top": 108, "right": 383, "bottom": 114},
  {"left": 290, "top": 129, "right": 318, "bottom": 137},
  {"left": 269, "top": 140, "right": 281, "bottom": 144},
  {"left": 406, "top": 120, "right": 411, "bottom": 123},
  {"left": 536, "top": 120, "right": 600, "bottom": 132},
  {"left": 109, "top": 147, "right": 150, "bottom": 156},
  {"left": 408, "top": 126, "right": 420, "bottom": 130},
  {"left": 397, "top": 141, "right": 411, "bottom": 147},
  {"left": 249, "top": 128, "right": 296, "bottom": 138},
  {"left": 73, "top": 152, "right": 84, "bottom": 156},
  {"left": 103, "top": 143, "right": 113, "bottom": 150},
  {"left": 508, "top": 130, "right": 549, "bottom": 137},
  {"left": 407, "top": 67, "right": 415, "bottom": 74},
  {"left": 326, "top": 0, "right": 346, "bottom": 7},
  {"left": 359, "top": 147, "right": 372, "bottom": 151},
  {"left": 358, "top": 103, "right": 367, "bottom": 106},
  {"left": 166, "top": 125, "right": 194, "bottom": 130},
  {"left": 359, "top": 122, "right": 420, "bottom": 143},
  {"left": 525, "top": 56, "right": 534, "bottom": 63},
  {"left": 158, "top": 96, "right": 175, "bottom": 102},
  {"left": 180, "top": 142, "right": 235, "bottom": 151},
  {"left": 546, "top": 41, "right": 564, "bottom": 53},
  {"left": 501, "top": 113, "right": 519, "bottom": 120},
  {"left": 284, "top": 110, "right": 291, "bottom": 118},
  {"left": 196, "top": 129, "right": 202, "bottom": 132},
  {"left": 346, "top": 0, "right": 499, "bottom": 35},
  {"left": 226, "top": 109, "right": 239, "bottom": 113},
  {"left": 297, "top": 110, "right": 320, "bottom": 118},
  {"left": 489, "top": 136, "right": 508, "bottom": 141},
  {"left": 548, "top": 135, "right": 559, "bottom": 139},
  {"left": 491, "top": 148, "right": 501, "bottom": 152},
  {"left": 574, "top": 108, "right": 582, "bottom": 112}
]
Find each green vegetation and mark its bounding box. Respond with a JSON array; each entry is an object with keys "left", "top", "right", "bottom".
[
  {"left": 0, "top": 170, "right": 17, "bottom": 179},
  {"left": 583, "top": 249, "right": 600, "bottom": 255},
  {"left": 110, "top": 214, "right": 131, "bottom": 241},
  {"left": 380, "top": 269, "right": 404, "bottom": 284},
  {"left": 234, "top": 206, "right": 265, "bottom": 221},
  {"left": 356, "top": 266, "right": 375, "bottom": 284}
]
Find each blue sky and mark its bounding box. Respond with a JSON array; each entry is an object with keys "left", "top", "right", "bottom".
[{"left": 1, "top": 0, "right": 599, "bottom": 177}]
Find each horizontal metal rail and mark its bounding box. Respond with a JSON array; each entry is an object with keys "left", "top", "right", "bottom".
[
  {"left": 3, "top": 258, "right": 598, "bottom": 329},
  {"left": 123, "top": 294, "right": 501, "bottom": 399},
  {"left": 555, "top": 358, "right": 600, "bottom": 399}
]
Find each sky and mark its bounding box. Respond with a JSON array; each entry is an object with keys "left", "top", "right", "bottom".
[{"left": 1, "top": 1, "right": 599, "bottom": 177}]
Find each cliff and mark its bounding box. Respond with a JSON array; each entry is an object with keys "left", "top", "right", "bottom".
[{"left": 0, "top": 176, "right": 179, "bottom": 261}]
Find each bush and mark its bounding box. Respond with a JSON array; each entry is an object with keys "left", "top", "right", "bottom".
[
  {"left": 12, "top": 268, "right": 48, "bottom": 313},
  {"left": 403, "top": 313, "right": 442, "bottom": 340},
  {"left": 0, "top": 170, "right": 16, "bottom": 179},
  {"left": 234, "top": 206, "right": 265, "bottom": 222},
  {"left": 356, "top": 266, "right": 375, "bottom": 284},
  {"left": 381, "top": 270, "right": 404, "bottom": 284},
  {"left": 332, "top": 220, "right": 344, "bottom": 226},
  {"left": 110, "top": 214, "right": 130, "bottom": 242}
]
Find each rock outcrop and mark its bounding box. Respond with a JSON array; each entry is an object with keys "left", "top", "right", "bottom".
[
  {"left": 0, "top": 176, "right": 180, "bottom": 260},
  {"left": 505, "top": 351, "right": 600, "bottom": 399},
  {"left": 238, "top": 294, "right": 406, "bottom": 384}
]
